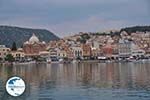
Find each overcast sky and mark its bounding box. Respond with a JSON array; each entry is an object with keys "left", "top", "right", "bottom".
[{"left": 0, "top": 0, "right": 149, "bottom": 37}]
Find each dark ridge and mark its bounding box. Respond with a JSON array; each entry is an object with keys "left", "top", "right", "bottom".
[
  {"left": 120, "top": 26, "right": 150, "bottom": 34},
  {"left": 0, "top": 26, "right": 60, "bottom": 47}
]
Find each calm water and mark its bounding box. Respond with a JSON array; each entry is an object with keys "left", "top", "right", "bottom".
[{"left": 0, "top": 61, "right": 150, "bottom": 100}]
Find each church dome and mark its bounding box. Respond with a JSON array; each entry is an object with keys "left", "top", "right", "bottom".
[
  {"left": 42, "top": 41, "right": 46, "bottom": 44},
  {"left": 29, "top": 33, "right": 39, "bottom": 43},
  {"left": 24, "top": 41, "right": 29, "bottom": 44}
]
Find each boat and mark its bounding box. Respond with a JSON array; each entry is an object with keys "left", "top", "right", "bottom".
[
  {"left": 59, "top": 58, "right": 64, "bottom": 63},
  {"left": 72, "top": 59, "right": 77, "bottom": 63},
  {"left": 98, "top": 56, "right": 107, "bottom": 60},
  {"left": 46, "top": 58, "right": 51, "bottom": 64},
  {"left": 46, "top": 56, "right": 60, "bottom": 64}
]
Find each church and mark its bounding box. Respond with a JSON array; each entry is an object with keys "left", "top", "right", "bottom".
[{"left": 23, "top": 33, "right": 47, "bottom": 57}]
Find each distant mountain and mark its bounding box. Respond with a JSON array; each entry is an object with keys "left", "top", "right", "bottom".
[
  {"left": 0, "top": 26, "right": 59, "bottom": 47},
  {"left": 120, "top": 26, "right": 150, "bottom": 34}
]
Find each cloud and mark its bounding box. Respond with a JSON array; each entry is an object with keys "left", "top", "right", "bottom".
[
  {"left": 0, "top": 0, "right": 149, "bottom": 37},
  {"left": 11, "top": 0, "right": 121, "bottom": 5},
  {"left": 50, "top": 16, "right": 128, "bottom": 37}
]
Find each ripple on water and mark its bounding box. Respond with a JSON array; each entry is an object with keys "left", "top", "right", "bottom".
[{"left": 0, "top": 62, "right": 150, "bottom": 100}]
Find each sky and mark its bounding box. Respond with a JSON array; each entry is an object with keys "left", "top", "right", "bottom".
[{"left": 0, "top": 0, "right": 150, "bottom": 37}]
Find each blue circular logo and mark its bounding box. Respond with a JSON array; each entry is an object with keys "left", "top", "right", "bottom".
[{"left": 6, "top": 76, "right": 25, "bottom": 97}]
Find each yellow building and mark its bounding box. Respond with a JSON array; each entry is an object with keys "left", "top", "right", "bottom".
[
  {"left": 11, "top": 48, "right": 25, "bottom": 60},
  {"left": 0, "top": 45, "right": 10, "bottom": 59},
  {"left": 58, "top": 50, "right": 67, "bottom": 58}
]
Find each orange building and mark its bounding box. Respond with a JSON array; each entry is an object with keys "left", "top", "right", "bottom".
[
  {"left": 102, "top": 44, "right": 113, "bottom": 57},
  {"left": 23, "top": 33, "right": 46, "bottom": 56},
  {"left": 82, "top": 44, "right": 91, "bottom": 58}
]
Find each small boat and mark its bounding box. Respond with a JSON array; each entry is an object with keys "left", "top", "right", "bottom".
[
  {"left": 46, "top": 57, "right": 61, "bottom": 64},
  {"left": 98, "top": 56, "right": 107, "bottom": 60},
  {"left": 72, "top": 59, "right": 77, "bottom": 63},
  {"left": 59, "top": 58, "right": 64, "bottom": 63},
  {"left": 46, "top": 58, "right": 51, "bottom": 64}
]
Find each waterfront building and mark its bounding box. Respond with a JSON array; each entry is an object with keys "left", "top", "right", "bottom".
[
  {"left": 67, "top": 48, "right": 74, "bottom": 59},
  {"left": 131, "top": 43, "right": 145, "bottom": 56},
  {"left": 91, "top": 48, "right": 101, "bottom": 59},
  {"left": 71, "top": 46, "right": 83, "bottom": 59},
  {"left": 11, "top": 48, "right": 25, "bottom": 61},
  {"left": 58, "top": 49, "right": 67, "bottom": 58},
  {"left": 112, "top": 44, "right": 119, "bottom": 58},
  {"left": 117, "top": 38, "right": 144, "bottom": 58},
  {"left": 0, "top": 45, "right": 10, "bottom": 59},
  {"left": 102, "top": 44, "right": 113, "bottom": 58},
  {"left": 23, "top": 33, "right": 46, "bottom": 57},
  {"left": 118, "top": 39, "right": 132, "bottom": 58},
  {"left": 39, "top": 51, "right": 50, "bottom": 58},
  {"left": 49, "top": 48, "right": 58, "bottom": 57},
  {"left": 82, "top": 44, "right": 91, "bottom": 59}
]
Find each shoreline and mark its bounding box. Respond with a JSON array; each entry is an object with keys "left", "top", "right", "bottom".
[{"left": 0, "top": 59, "right": 150, "bottom": 66}]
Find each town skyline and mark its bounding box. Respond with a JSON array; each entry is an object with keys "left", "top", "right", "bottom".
[
  {"left": 0, "top": 28, "right": 149, "bottom": 62},
  {"left": 0, "top": 0, "right": 150, "bottom": 37}
]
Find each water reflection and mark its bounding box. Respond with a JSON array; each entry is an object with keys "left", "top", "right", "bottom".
[{"left": 0, "top": 61, "right": 150, "bottom": 100}]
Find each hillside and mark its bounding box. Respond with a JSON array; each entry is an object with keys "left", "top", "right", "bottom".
[
  {"left": 0, "top": 26, "right": 59, "bottom": 47},
  {"left": 120, "top": 26, "right": 150, "bottom": 34}
]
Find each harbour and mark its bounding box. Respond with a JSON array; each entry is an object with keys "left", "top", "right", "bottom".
[{"left": 0, "top": 61, "right": 150, "bottom": 100}]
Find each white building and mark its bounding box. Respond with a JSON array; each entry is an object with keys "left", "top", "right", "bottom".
[
  {"left": 131, "top": 43, "right": 145, "bottom": 56},
  {"left": 119, "top": 39, "right": 145, "bottom": 58},
  {"left": 92, "top": 41, "right": 100, "bottom": 49},
  {"left": 71, "top": 46, "right": 83, "bottom": 58},
  {"left": 118, "top": 39, "right": 132, "bottom": 58}
]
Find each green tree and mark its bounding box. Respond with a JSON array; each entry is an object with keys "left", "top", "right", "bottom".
[
  {"left": 80, "top": 38, "right": 86, "bottom": 44},
  {"left": 11, "top": 42, "right": 17, "bottom": 51},
  {"left": 5, "top": 54, "right": 15, "bottom": 62},
  {"left": 81, "top": 34, "right": 90, "bottom": 40}
]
